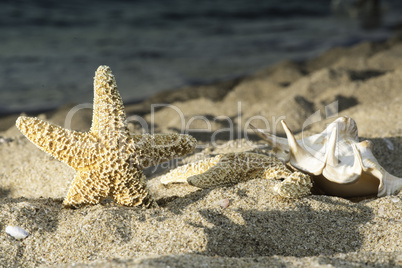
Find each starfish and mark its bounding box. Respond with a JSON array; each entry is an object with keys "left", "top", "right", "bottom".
[
  {"left": 160, "top": 152, "right": 312, "bottom": 198},
  {"left": 16, "top": 65, "right": 197, "bottom": 208}
]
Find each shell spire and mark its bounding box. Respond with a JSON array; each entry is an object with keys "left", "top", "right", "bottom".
[
  {"left": 322, "top": 128, "right": 363, "bottom": 183},
  {"left": 249, "top": 123, "right": 290, "bottom": 161},
  {"left": 281, "top": 120, "right": 325, "bottom": 175}
]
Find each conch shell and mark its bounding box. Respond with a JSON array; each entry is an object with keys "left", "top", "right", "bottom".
[{"left": 251, "top": 116, "right": 402, "bottom": 197}]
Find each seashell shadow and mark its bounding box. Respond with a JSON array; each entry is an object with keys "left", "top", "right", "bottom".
[{"left": 192, "top": 202, "right": 373, "bottom": 257}]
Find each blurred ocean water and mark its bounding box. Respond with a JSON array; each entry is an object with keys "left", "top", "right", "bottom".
[{"left": 0, "top": 0, "right": 401, "bottom": 114}]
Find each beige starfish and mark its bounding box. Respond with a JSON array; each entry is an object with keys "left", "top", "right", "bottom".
[
  {"left": 160, "top": 152, "right": 312, "bottom": 198},
  {"left": 16, "top": 65, "right": 197, "bottom": 208}
]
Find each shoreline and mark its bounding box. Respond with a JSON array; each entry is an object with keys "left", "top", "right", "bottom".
[{"left": 2, "top": 35, "right": 401, "bottom": 132}]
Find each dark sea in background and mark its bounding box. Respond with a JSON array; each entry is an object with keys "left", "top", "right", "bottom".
[{"left": 1, "top": 0, "right": 401, "bottom": 115}]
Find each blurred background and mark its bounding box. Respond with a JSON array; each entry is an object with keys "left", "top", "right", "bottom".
[{"left": 1, "top": 0, "right": 401, "bottom": 115}]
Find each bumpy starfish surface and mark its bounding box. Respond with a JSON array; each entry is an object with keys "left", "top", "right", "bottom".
[
  {"left": 160, "top": 152, "right": 312, "bottom": 198},
  {"left": 16, "top": 65, "right": 197, "bottom": 208}
]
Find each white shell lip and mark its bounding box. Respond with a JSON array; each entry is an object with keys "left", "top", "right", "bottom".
[
  {"left": 5, "top": 226, "right": 29, "bottom": 240},
  {"left": 251, "top": 116, "right": 402, "bottom": 197}
]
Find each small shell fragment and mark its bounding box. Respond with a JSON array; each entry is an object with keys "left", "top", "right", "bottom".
[
  {"left": 377, "top": 207, "right": 386, "bottom": 217},
  {"left": 5, "top": 226, "right": 29, "bottom": 240},
  {"left": 383, "top": 138, "right": 394, "bottom": 151},
  {"left": 216, "top": 198, "right": 230, "bottom": 208}
]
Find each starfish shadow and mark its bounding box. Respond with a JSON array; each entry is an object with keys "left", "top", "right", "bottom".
[{"left": 157, "top": 188, "right": 214, "bottom": 215}]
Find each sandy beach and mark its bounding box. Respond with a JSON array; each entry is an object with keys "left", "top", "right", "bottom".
[{"left": 0, "top": 37, "right": 401, "bottom": 267}]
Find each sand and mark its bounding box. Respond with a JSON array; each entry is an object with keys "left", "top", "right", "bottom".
[{"left": 0, "top": 37, "right": 401, "bottom": 267}]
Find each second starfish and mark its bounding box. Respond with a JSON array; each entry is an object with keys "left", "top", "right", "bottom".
[{"left": 161, "top": 152, "right": 313, "bottom": 198}]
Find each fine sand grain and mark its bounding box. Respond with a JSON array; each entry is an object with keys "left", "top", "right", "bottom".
[{"left": 0, "top": 38, "right": 401, "bottom": 267}]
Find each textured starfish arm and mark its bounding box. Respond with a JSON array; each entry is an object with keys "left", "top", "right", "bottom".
[
  {"left": 161, "top": 152, "right": 312, "bottom": 198},
  {"left": 273, "top": 171, "right": 312, "bottom": 198},
  {"left": 16, "top": 116, "right": 98, "bottom": 169},
  {"left": 188, "top": 153, "right": 269, "bottom": 188},
  {"left": 91, "top": 65, "right": 129, "bottom": 136},
  {"left": 110, "top": 168, "right": 155, "bottom": 208},
  {"left": 262, "top": 161, "right": 293, "bottom": 180},
  {"left": 160, "top": 155, "right": 223, "bottom": 184},
  {"left": 130, "top": 133, "right": 197, "bottom": 168},
  {"left": 187, "top": 164, "right": 238, "bottom": 188},
  {"left": 63, "top": 169, "right": 110, "bottom": 208}
]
